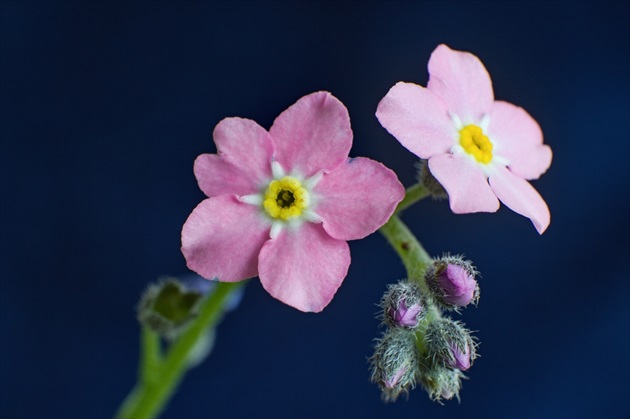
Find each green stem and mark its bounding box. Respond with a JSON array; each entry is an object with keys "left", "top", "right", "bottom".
[
  {"left": 140, "top": 327, "right": 162, "bottom": 386},
  {"left": 379, "top": 215, "right": 432, "bottom": 291},
  {"left": 115, "top": 281, "right": 245, "bottom": 419},
  {"left": 395, "top": 183, "right": 430, "bottom": 215}
]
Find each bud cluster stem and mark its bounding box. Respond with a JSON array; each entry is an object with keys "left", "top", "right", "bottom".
[
  {"left": 379, "top": 183, "right": 438, "bottom": 329},
  {"left": 379, "top": 212, "right": 432, "bottom": 291},
  {"left": 378, "top": 185, "right": 441, "bottom": 365}
]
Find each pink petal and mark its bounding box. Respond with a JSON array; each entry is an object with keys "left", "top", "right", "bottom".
[
  {"left": 489, "top": 166, "right": 550, "bottom": 234},
  {"left": 314, "top": 157, "right": 405, "bottom": 241},
  {"left": 376, "top": 82, "right": 456, "bottom": 159},
  {"left": 427, "top": 44, "right": 494, "bottom": 122},
  {"left": 194, "top": 154, "right": 260, "bottom": 197},
  {"left": 181, "top": 195, "right": 270, "bottom": 282},
  {"left": 428, "top": 153, "right": 500, "bottom": 213},
  {"left": 258, "top": 222, "right": 350, "bottom": 312},
  {"left": 269, "top": 91, "right": 352, "bottom": 178},
  {"left": 488, "top": 101, "right": 552, "bottom": 180},
  {"left": 213, "top": 117, "right": 274, "bottom": 183}
]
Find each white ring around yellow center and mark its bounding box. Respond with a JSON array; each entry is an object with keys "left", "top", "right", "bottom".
[
  {"left": 263, "top": 176, "right": 309, "bottom": 220},
  {"left": 459, "top": 124, "right": 493, "bottom": 164}
]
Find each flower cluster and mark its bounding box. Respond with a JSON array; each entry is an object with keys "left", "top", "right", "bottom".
[
  {"left": 371, "top": 256, "right": 479, "bottom": 402},
  {"left": 174, "top": 44, "right": 552, "bottom": 407}
]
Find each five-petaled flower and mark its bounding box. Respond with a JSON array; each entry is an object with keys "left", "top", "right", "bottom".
[
  {"left": 182, "top": 92, "right": 405, "bottom": 312},
  {"left": 376, "top": 44, "right": 552, "bottom": 233}
]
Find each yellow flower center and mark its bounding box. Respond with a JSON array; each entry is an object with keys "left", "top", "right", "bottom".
[
  {"left": 263, "top": 176, "right": 309, "bottom": 220},
  {"left": 459, "top": 124, "right": 493, "bottom": 164}
]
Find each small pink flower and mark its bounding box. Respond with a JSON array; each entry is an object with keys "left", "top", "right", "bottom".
[
  {"left": 376, "top": 44, "right": 552, "bottom": 234},
  {"left": 182, "top": 92, "right": 404, "bottom": 312}
]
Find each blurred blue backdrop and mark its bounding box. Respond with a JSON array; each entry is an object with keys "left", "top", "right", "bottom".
[{"left": 1, "top": 1, "right": 629, "bottom": 418}]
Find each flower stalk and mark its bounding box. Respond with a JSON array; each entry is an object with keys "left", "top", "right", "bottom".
[
  {"left": 140, "top": 327, "right": 162, "bottom": 387},
  {"left": 115, "top": 281, "right": 245, "bottom": 419},
  {"left": 378, "top": 184, "right": 443, "bottom": 328},
  {"left": 379, "top": 213, "right": 431, "bottom": 288}
]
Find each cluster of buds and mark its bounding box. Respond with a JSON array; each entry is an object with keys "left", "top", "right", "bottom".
[{"left": 370, "top": 255, "right": 480, "bottom": 402}]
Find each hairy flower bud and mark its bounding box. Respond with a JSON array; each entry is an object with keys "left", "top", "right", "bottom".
[
  {"left": 137, "top": 278, "right": 204, "bottom": 340},
  {"left": 380, "top": 281, "right": 425, "bottom": 329},
  {"left": 426, "top": 254, "right": 479, "bottom": 309},
  {"left": 449, "top": 340, "right": 471, "bottom": 371},
  {"left": 388, "top": 300, "right": 423, "bottom": 329},
  {"left": 370, "top": 329, "right": 420, "bottom": 402},
  {"left": 419, "top": 364, "right": 465, "bottom": 403},
  {"left": 425, "top": 318, "right": 477, "bottom": 371}
]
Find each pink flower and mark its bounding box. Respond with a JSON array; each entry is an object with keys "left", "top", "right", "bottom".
[
  {"left": 376, "top": 44, "right": 552, "bottom": 234},
  {"left": 181, "top": 92, "right": 405, "bottom": 312}
]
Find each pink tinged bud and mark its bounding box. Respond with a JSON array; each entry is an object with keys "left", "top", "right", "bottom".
[
  {"left": 388, "top": 299, "right": 423, "bottom": 328},
  {"left": 449, "top": 341, "right": 471, "bottom": 371},
  {"left": 440, "top": 388, "right": 455, "bottom": 400},
  {"left": 438, "top": 264, "right": 477, "bottom": 307},
  {"left": 370, "top": 329, "right": 419, "bottom": 402},
  {"left": 418, "top": 364, "right": 464, "bottom": 403},
  {"left": 384, "top": 365, "right": 408, "bottom": 389}
]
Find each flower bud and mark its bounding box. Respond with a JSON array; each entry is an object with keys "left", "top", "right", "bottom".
[
  {"left": 380, "top": 281, "right": 425, "bottom": 329},
  {"left": 425, "top": 318, "right": 477, "bottom": 371},
  {"left": 418, "top": 364, "right": 465, "bottom": 403},
  {"left": 426, "top": 254, "right": 479, "bottom": 309},
  {"left": 448, "top": 340, "right": 471, "bottom": 371},
  {"left": 388, "top": 300, "right": 423, "bottom": 329},
  {"left": 370, "top": 329, "right": 419, "bottom": 402},
  {"left": 137, "top": 278, "right": 203, "bottom": 340}
]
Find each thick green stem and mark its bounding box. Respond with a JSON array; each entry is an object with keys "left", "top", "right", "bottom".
[
  {"left": 379, "top": 215, "right": 432, "bottom": 290},
  {"left": 115, "top": 281, "right": 245, "bottom": 419}
]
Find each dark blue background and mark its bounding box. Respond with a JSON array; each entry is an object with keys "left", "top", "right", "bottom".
[{"left": 1, "top": 1, "right": 629, "bottom": 418}]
